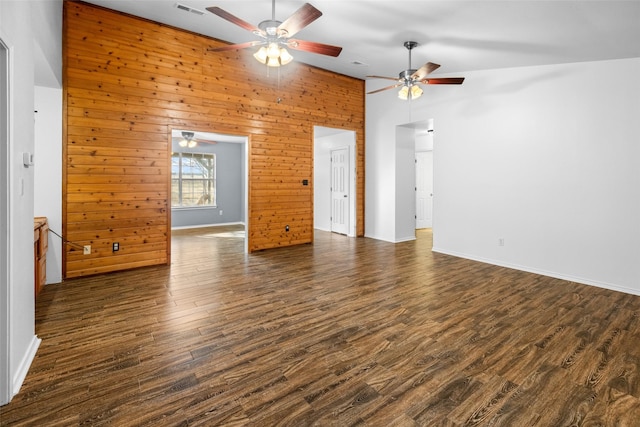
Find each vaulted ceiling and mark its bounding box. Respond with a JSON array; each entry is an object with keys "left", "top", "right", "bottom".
[{"left": 82, "top": 0, "right": 640, "bottom": 80}]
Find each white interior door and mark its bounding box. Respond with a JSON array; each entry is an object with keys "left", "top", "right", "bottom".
[
  {"left": 331, "top": 147, "right": 349, "bottom": 235},
  {"left": 415, "top": 151, "right": 433, "bottom": 229}
]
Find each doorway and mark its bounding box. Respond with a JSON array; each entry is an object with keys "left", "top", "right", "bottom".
[
  {"left": 396, "top": 119, "right": 435, "bottom": 241},
  {"left": 414, "top": 120, "right": 434, "bottom": 231},
  {"left": 169, "top": 129, "right": 249, "bottom": 253},
  {"left": 313, "top": 126, "right": 356, "bottom": 237}
]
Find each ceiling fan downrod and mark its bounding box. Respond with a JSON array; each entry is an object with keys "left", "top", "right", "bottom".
[
  {"left": 400, "top": 41, "right": 419, "bottom": 82},
  {"left": 404, "top": 41, "right": 418, "bottom": 70}
]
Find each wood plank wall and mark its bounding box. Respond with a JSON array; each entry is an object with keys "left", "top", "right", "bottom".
[{"left": 63, "top": 1, "right": 365, "bottom": 279}]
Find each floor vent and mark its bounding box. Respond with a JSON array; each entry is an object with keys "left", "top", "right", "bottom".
[{"left": 174, "top": 3, "right": 205, "bottom": 16}]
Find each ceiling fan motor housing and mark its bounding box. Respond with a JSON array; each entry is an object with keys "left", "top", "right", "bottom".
[
  {"left": 399, "top": 69, "right": 418, "bottom": 83},
  {"left": 258, "top": 20, "right": 283, "bottom": 37}
]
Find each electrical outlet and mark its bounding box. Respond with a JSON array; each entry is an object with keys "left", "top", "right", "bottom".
[
  {"left": 113, "top": 242, "right": 119, "bottom": 252},
  {"left": 219, "top": 210, "right": 223, "bottom": 215},
  {"left": 83, "top": 245, "right": 91, "bottom": 255},
  {"left": 498, "top": 238, "right": 505, "bottom": 246}
]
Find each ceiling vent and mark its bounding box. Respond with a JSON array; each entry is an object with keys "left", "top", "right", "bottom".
[{"left": 174, "top": 3, "right": 205, "bottom": 16}]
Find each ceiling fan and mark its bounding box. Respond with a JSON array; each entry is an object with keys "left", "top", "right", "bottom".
[
  {"left": 206, "top": 0, "right": 342, "bottom": 67},
  {"left": 177, "top": 131, "right": 217, "bottom": 148},
  {"left": 367, "top": 41, "right": 465, "bottom": 100}
]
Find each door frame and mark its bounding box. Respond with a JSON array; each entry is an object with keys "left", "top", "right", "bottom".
[
  {"left": 167, "top": 129, "right": 249, "bottom": 256},
  {"left": 1, "top": 32, "right": 12, "bottom": 405},
  {"left": 313, "top": 127, "right": 357, "bottom": 237}
]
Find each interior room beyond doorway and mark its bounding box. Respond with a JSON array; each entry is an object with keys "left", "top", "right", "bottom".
[{"left": 313, "top": 126, "right": 357, "bottom": 237}]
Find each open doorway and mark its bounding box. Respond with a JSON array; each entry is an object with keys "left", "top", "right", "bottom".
[
  {"left": 395, "top": 119, "right": 434, "bottom": 240},
  {"left": 313, "top": 126, "right": 357, "bottom": 237},
  {"left": 415, "top": 120, "right": 434, "bottom": 230},
  {"left": 169, "top": 129, "right": 248, "bottom": 253}
]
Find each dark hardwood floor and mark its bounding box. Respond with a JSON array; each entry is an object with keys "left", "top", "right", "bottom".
[{"left": 2, "top": 226, "right": 640, "bottom": 426}]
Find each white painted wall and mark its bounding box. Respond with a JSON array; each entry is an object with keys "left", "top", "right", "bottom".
[
  {"left": 415, "top": 122, "right": 434, "bottom": 153},
  {"left": 365, "top": 100, "right": 404, "bottom": 242},
  {"left": 32, "top": 1, "right": 63, "bottom": 89},
  {"left": 0, "top": 0, "right": 61, "bottom": 405},
  {"left": 395, "top": 125, "right": 416, "bottom": 242},
  {"left": 34, "top": 86, "right": 62, "bottom": 285},
  {"left": 366, "top": 57, "right": 640, "bottom": 295},
  {"left": 1, "top": 1, "right": 37, "bottom": 406},
  {"left": 314, "top": 135, "right": 331, "bottom": 232}
]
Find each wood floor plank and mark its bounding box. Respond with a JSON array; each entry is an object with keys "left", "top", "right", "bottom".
[{"left": 2, "top": 226, "right": 640, "bottom": 425}]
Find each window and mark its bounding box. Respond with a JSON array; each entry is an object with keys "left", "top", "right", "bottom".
[{"left": 171, "top": 152, "right": 216, "bottom": 207}]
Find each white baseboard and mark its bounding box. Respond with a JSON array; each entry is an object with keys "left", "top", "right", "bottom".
[
  {"left": 12, "top": 335, "right": 41, "bottom": 399},
  {"left": 364, "top": 234, "right": 395, "bottom": 243},
  {"left": 363, "top": 233, "right": 416, "bottom": 244},
  {"left": 432, "top": 247, "right": 640, "bottom": 297}
]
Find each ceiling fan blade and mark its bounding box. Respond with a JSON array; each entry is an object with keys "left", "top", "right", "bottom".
[
  {"left": 206, "top": 6, "right": 261, "bottom": 34},
  {"left": 367, "top": 83, "right": 402, "bottom": 95},
  {"left": 287, "top": 39, "right": 342, "bottom": 57},
  {"left": 278, "top": 3, "right": 322, "bottom": 37},
  {"left": 421, "top": 77, "right": 465, "bottom": 85},
  {"left": 208, "top": 41, "right": 264, "bottom": 52},
  {"left": 367, "top": 75, "right": 400, "bottom": 81},
  {"left": 411, "top": 62, "right": 441, "bottom": 80}
]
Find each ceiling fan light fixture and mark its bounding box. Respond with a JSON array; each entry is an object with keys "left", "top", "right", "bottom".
[
  {"left": 180, "top": 131, "right": 197, "bottom": 148},
  {"left": 267, "top": 42, "right": 281, "bottom": 59},
  {"left": 410, "top": 84, "right": 423, "bottom": 99},
  {"left": 398, "top": 86, "right": 409, "bottom": 100},
  {"left": 253, "top": 46, "right": 268, "bottom": 63},
  {"left": 256, "top": 42, "right": 293, "bottom": 67},
  {"left": 278, "top": 47, "right": 293, "bottom": 65}
]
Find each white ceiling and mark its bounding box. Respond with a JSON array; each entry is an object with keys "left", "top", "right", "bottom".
[{"left": 82, "top": 0, "right": 640, "bottom": 80}]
